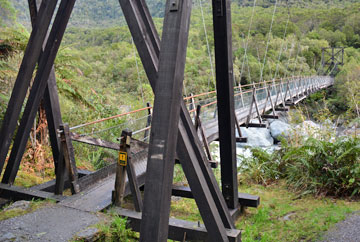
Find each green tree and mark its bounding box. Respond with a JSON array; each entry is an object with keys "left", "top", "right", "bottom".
[{"left": 0, "top": 0, "right": 16, "bottom": 27}]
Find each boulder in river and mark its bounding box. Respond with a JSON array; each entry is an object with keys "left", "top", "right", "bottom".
[{"left": 269, "top": 120, "right": 291, "bottom": 142}]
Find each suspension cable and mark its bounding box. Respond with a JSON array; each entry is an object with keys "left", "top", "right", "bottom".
[
  {"left": 198, "top": 0, "right": 216, "bottom": 90},
  {"left": 283, "top": 35, "right": 296, "bottom": 79},
  {"left": 273, "top": 2, "right": 291, "bottom": 80},
  {"left": 289, "top": 32, "right": 306, "bottom": 78},
  {"left": 259, "top": 0, "right": 278, "bottom": 83},
  {"left": 81, "top": 114, "right": 150, "bottom": 137},
  {"left": 239, "top": 0, "right": 257, "bottom": 85},
  {"left": 132, "top": 37, "right": 145, "bottom": 105}
]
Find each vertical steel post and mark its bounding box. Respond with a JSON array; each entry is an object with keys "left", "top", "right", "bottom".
[
  {"left": 211, "top": 0, "right": 238, "bottom": 209},
  {"left": 139, "top": 1, "right": 194, "bottom": 241}
]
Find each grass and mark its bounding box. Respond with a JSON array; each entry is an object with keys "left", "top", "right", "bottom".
[
  {"left": 90, "top": 208, "right": 139, "bottom": 242},
  {"left": 95, "top": 180, "right": 360, "bottom": 242},
  {"left": 239, "top": 182, "right": 360, "bottom": 241},
  {"left": 170, "top": 197, "right": 201, "bottom": 222},
  {"left": 169, "top": 181, "right": 360, "bottom": 242},
  {"left": 0, "top": 199, "right": 54, "bottom": 221},
  {"left": 95, "top": 216, "right": 138, "bottom": 242},
  {"left": 13, "top": 170, "right": 52, "bottom": 187}
]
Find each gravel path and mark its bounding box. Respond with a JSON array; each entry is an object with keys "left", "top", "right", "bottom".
[
  {"left": 321, "top": 212, "right": 360, "bottom": 242},
  {"left": 0, "top": 204, "right": 103, "bottom": 242}
]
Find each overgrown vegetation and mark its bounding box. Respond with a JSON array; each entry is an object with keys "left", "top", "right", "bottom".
[
  {"left": 239, "top": 136, "right": 360, "bottom": 197},
  {"left": 237, "top": 183, "right": 360, "bottom": 242},
  {"left": 94, "top": 215, "right": 138, "bottom": 242}
]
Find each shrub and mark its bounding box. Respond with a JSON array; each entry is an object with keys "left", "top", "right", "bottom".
[
  {"left": 239, "top": 137, "right": 360, "bottom": 197},
  {"left": 96, "top": 216, "right": 137, "bottom": 241},
  {"left": 238, "top": 148, "right": 283, "bottom": 185}
]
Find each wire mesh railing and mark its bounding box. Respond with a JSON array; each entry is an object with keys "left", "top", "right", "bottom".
[
  {"left": 69, "top": 76, "right": 333, "bottom": 144},
  {"left": 67, "top": 76, "right": 333, "bottom": 175}
]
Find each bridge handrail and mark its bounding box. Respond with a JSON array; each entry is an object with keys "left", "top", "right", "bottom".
[
  {"left": 70, "top": 76, "right": 332, "bottom": 131},
  {"left": 70, "top": 106, "right": 152, "bottom": 131}
]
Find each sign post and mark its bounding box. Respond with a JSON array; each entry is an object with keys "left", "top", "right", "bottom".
[{"left": 113, "top": 129, "right": 132, "bottom": 206}]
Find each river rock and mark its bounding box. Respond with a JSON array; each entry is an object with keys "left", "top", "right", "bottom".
[
  {"left": 75, "top": 227, "right": 99, "bottom": 241},
  {"left": 270, "top": 120, "right": 291, "bottom": 142},
  {"left": 3, "top": 200, "right": 31, "bottom": 212},
  {"left": 338, "top": 120, "right": 360, "bottom": 137},
  {"left": 239, "top": 126, "right": 274, "bottom": 147},
  {"left": 0, "top": 232, "right": 16, "bottom": 241},
  {"left": 294, "top": 120, "right": 321, "bottom": 137},
  {"left": 340, "top": 127, "right": 359, "bottom": 137},
  {"left": 267, "top": 111, "right": 289, "bottom": 124}
]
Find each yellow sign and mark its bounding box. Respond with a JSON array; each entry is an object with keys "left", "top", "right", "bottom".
[{"left": 118, "top": 151, "right": 128, "bottom": 166}]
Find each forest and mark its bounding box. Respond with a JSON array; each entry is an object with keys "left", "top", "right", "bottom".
[
  {"left": 2, "top": 0, "right": 360, "bottom": 126},
  {"left": 1, "top": 0, "right": 360, "bottom": 241}
]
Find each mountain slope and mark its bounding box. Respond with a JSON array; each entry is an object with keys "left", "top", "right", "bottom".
[
  {"left": 11, "top": 0, "right": 358, "bottom": 28},
  {"left": 11, "top": 0, "right": 165, "bottom": 28}
]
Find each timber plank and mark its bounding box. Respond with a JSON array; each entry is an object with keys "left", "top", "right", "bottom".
[
  {"left": 0, "top": 184, "right": 66, "bottom": 202},
  {"left": 116, "top": 208, "right": 241, "bottom": 242}
]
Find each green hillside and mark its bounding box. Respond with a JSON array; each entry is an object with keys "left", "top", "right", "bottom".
[
  {"left": 11, "top": 0, "right": 166, "bottom": 28},
  {"left": 10, "top": 0, "right": 360, "bottom": 28}
]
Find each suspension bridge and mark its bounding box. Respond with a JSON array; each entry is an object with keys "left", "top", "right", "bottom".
[
  {"left": 63, "top": 75, "right": 333, "bottom": 211},
  {"left": 0, "top": 0, "right": 338, "bottom": 241}
]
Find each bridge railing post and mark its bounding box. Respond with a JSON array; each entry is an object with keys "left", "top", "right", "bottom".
[
  {"left": 237, "top": 83, "right": 245, "bottom": 108},
  {"left": 113, "top": 129, "right": 143, "bottom": 212},
  {"left": 187, "top": 93, "right": 196, "bottom": 120},
  {"left": 299, "top": 77, "right": 303, "bottom": 96},
  {"left": 261, "top": 83, "right": 269, "bottom": 115},
  {"left": 283, "top": 78, "right": 290, "bottom": 102},
  {"left": 269, "top": 85, "right": 276, "bottom": 116},
  {"left": 144, "top": 102, "right": 152, "bottom": 142},
  {"left": 246, "top": 87, "right": 263, "bottom": 127},
  {"left": 310, "top": 77, "right": 314, "bottom": 93},
  {"left": 279, "top": 78, "right": 286, "bottom": 108},
  {"left": 311, "top": 77, "right": 315, "bottom": 93},
  {"left": 274, "top": 79, "right": 280, "bottom": 106},
  {"left": 59, "top": 124, "right": 79, "bottom": 194},
  {"left": 295, "top": 77, "right": 300, "bottom": 99},
  {"left": 290, "top": 78, "right": 295, "bottom": 100}
]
